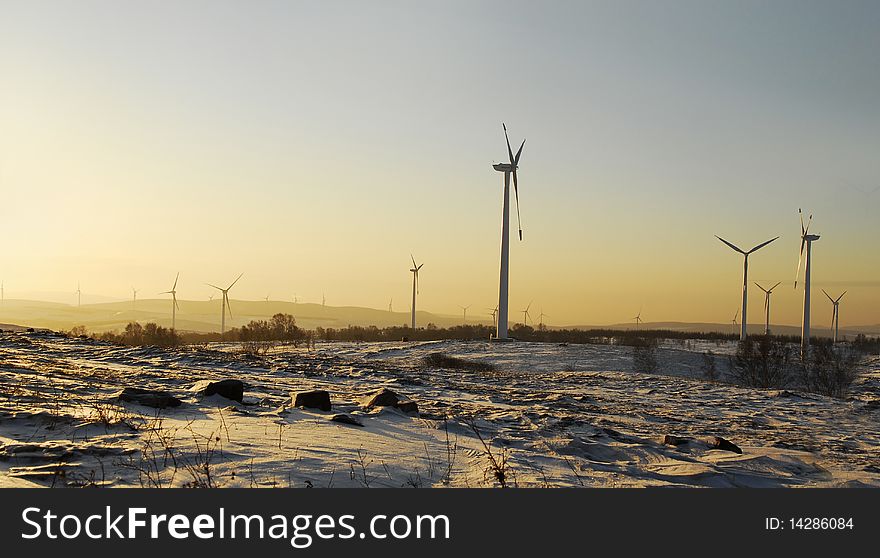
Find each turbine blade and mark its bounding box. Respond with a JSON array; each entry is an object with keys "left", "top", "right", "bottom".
[
  {"left": 513, "top": 170, "right": 523, "bottom": 241},
  {"left": 822, "top": 289, "right": 833, "bottom": 302},
  {"left": 411, "top": 254, "right": 417, "bottom": 268},
  {"left": 173, "top": 294, "right": 179, "bottom": 311},
  {"left": 207, "top": 283, "right": 223, "bottom": 291},
  {"left": 754, "top": 282, "right": 768, "bottom": 293},
  {"left": 747, "top": 236, "right": 779, "bottom": 254},
  {"left": 715, "top": 236, "right": 745, "bottom": 254},
  {"left": 514, "top": 139, "right": 525, "bottom": 167},
  {"left": 837, "top": 291, "right": 847, "bottom": 302},
  {"left": 503, "top": 123, "right": 515, "bottom": 165},
  {"left": 795, "top": 238, "right": 806, "bottom": 288},
  {"left": 172, "top": 272, "right": 179, "bottom": 291},
  {"left": 225, "top": 294, "right": 233, "bottom": 318},
  {"left": 227, "top": 273, "right": 243, "bottom": 290},
  {"left": 417, "top": 263, "right": 424, "bottom": 271},
  {"left": 771, "top": 281, "right": 782, "bottom": 291},
  {"left": 799, "top": 208, "right": 805, "bottom": 236}
]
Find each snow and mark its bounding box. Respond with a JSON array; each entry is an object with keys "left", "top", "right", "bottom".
[{"left": 1, "top": 331, "right": 878, "bottom": 488}]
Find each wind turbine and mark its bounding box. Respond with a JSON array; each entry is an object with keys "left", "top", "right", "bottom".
[
  {"left": 322, "top": 293, "right": 326, "bottom": 307},
  {"left": 822, "top": 289, "right": 847, "bottom": 343},
  {"left": 632, "top": 309, "right": 643, "bottom": 328},
  {"left": 207, "top": 273, "right": 243, "bottom": 337},
  {"left": 521, "top": 301, "right": 532, "bottom": 326},
  {"left": 409, "top": 255, "right": 423, "bottom": 330},
  {"left": 264, "top": 294, "right": 270, "bottom": 304},
  {"left": 488, "top": 306, "right": 498, "bottom": 330},
  {"left": 731, "top": 309, "right": 739, "bottom": 332},
  {"left": 76, "top": 283, "right": 82, "bottom": 307},
  {"left": 754, "top": 281, "right": 782, "bottom": 335},
  {"left": 131, "top": 287, "right": 138, "bottom": 310},
  {"left": 538, "top": 309, "right": 548, "bottom": 328},
  {"left": 795, "top": 209, "right": 820, "bottom": 354},
  {"left": 388, "top": 298, "right": 393, "bottom": 312},
  {"left": 715, "top": 234, "right": 779, "bottom": 341},
  {"left": 492, "top": 123, "right": 525, "bottom": 340},
  {"left": 160, "top": 272, "right": 180, "bottom": 331},
  {"left": 459, "top": 304, "right": 471, "bottom": 324}
]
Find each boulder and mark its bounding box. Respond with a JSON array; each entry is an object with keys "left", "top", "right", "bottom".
[
  {"left": 708, "top": 436, "right": 742, "bottom": 454},
  {"left": 192, "top": 379, "right": 244, "bottom": 403},
  {"left": 118, "top": 388, "right": 181, "bottom": 409},
  {"left": 662, "top": 434, "right": 691, "bottom": 447},
  {"left": 330, "top": 414, "right": 364, "bottom": 427},
  {"left": 293, "top": 390, "right": 331, "bottom": 412},
  {"left": 361, "top": 388, "right": 418, "bottom": 416},
  {"left": 361, "top": 388, "right": 401, "bottom": 408}
]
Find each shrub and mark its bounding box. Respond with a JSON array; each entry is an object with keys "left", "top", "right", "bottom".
[
  {"left": 800, "top": 343, "right": 861, "bottom": 398},
  {"left": 631, "top": 337, "right": 659, "bottom": 374},
  {"left": 423, "top": 352, "right": 495, "bottom": 372},
  {"left": 729, "top": 335, "right": 791, "bottom": 389}
]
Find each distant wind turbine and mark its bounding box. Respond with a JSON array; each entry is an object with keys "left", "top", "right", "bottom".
[
  {"left": 754, "top": 282, "right": 782, "bottom": 335},
  {"left": 716, "top": 234, "right": 779, "bottom": 341},
  {"left": 160, "top": 273, "right": 180, "bottom": 331},
  {"left": 488, "top": 306, "right": 498, "bottom": 330},
  {"left": 322, "top": 293, "right": 326, "bottom": 307},
  {"left": 459, "top": 304, "right": 471, "bottom": 324},
  {"left": 492, "top": 123, "right": 525, "bottom": 341},
  {"left": 521, "top": 301, "right": 532, "bottom": 326},
  {"left": 388, "top": 298, "right": 393, "bottom": 313},
  {"left": 207, "top": 273, "right": 243, "bottom": 336},
  {"left": 264, "top": 294, "right": 270, "bottom": 304},
  {"left": 795, "top": 209, "right": 820, "bottom": 354},
  {"left": 632, "top": 309, "right": 643, "bottom": 328},
  {"left": 409, "top": 255, "right": 423, "bottom": 330},
  {"left": 731, "top": 309, "right": 739, "bottom": 332},
  {"left": 538, "top": 310, "right": 548, "bottom": 328},
  {"left": 132, "top": 287, "right": 138, "bottom": 309},
  {"left": 76, "top": 283, "right": 82, "bottom": 307},
  {"left": 822, "top": 289, "right": 847, "bottom": 343}
]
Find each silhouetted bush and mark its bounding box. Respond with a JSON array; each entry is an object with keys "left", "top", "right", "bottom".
[
  {"left": 632, "top": 337, "right": 659, "bottom": 374},
  {"left": 97, "top": 322, "right": 180, "bottom": 347},
  {"left": 800, "top": 343, "right": 861, "bottom": 398},
  {"left": 701, "top": 350, "right": 719, "bottom": 381},
  {"left": 729, "top": 335, "right": 792, "bottom": 389}
]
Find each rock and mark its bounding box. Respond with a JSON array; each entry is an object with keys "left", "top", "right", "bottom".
[
  {"left": 293, "top": 390, "right": 331, "bottom": 412},
  {"left": 663, "top": 434, "right": 691, "bottom": 446},
  {"left": 708, "top": 436, "right": 742, "bottom": 454},
  {"left": 396, "top": 400, "right": 419, "bottom": 415},
  {"left": 330, "top": 414, "right": 364, "bottom": 427},
  {"left": 118, "top": 388, "right": 181, "bottom": 409},
  {"left": 192, "top": 379, "right": 244, "bottom": 403},
  {"left": 361, "top": 388, "right": 402, "bottom": 408},
  {"left": 361, "top": 388, "right": 418, "bottom": 416}
]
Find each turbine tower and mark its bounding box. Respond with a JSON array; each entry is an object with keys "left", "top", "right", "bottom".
[
  {"left": 492, "top": 123, "right": 525, "bottom": 340},
  {"left": 795, "top": 209, "right": 820, "bottom": 354},
  {"left": 132, "top": 287, "right": 138, "bottom": 310},
  {"left": 822, "top": 289, "right": 846, "bottom": 343},
  {"left": 207, "top": 273, "right": 243, "bottom": 337},
  {"left": 459, "top": 304, "right": 471, "bottom": 324},
  {"left": 715, "top": 234, "right": 779, "bottom": 340},
  {"left": 76, "top": 283, "right": 82, "bottom": 307},
  {"left": 754, "top": 281, "right": 782, "bottom": 335},
  {"left": 160, "top": 272, "right": 180, "bottom": 331},
  {"left": 409, "top": 255, "right": 423, "bottom": 330}
]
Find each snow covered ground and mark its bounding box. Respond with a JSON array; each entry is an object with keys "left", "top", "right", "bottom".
[{"left": 1, "top": 331, "right": 878, "bottom": 488}]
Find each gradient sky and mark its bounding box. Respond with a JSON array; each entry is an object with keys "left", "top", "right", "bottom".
[{"left": 1, "top": 0, "right": 878, "bottom": 326}]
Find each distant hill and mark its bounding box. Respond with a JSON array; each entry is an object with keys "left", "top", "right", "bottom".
[
  {"left": 0, "top": 298, "right": 480, "bottom": 333},
  {"left": 1, "top": 299, "right": 877, "bottom": 338}
]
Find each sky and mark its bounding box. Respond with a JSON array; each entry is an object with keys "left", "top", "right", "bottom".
[{"left": 1, "top": 0, "right": 878, "bottom": 327}]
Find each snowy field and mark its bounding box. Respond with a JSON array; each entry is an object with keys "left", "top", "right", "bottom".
[{"left": 1, "top": 331, "right": 878, "bottom": 488}]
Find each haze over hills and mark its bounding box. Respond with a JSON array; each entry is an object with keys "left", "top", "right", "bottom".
[{"left": 1, "top": 299, "right": 878, "bottom": 338}]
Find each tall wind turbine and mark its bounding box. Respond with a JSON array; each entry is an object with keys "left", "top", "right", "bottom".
[
  {"left": 131, "top": 287, "right": 138, "bottom": 310},
  {"left": 160, "top": 272, "right": 180, "bottom": 331},
  {"left": 521, "top": 301, "right": 532, "bottom": 326},
  {"left": 388, "top": 298, "right": 393, "bottom": 312},
  {"left": 538, "top": 310, "right": 548, "bottom": 328},
  {"left": 459, "top": 304, "right": 471, "bottom": 324},
  {"left": 715, "top": 234, "right": 779, "bottom": 340},
  {"left": 822, "top": 289, "right": 847, "bottom": 343},
  {"left": 76, "top": 283, "right": 82, "bottom": 307},
  {"left": 795, "top": 209, "right": 820, "bottom": 354},
  {"left": 492, "top": 123, "right": 525, "bottom": 340},
  {"left": 409, "top": 255, "right": 423, "bottom": 330},
  {"left": 207, "top": 273, "right": 243, "bottom": 337},
  {"left": 731, "top": 309, "right": 739, "bottom": 332},
  {"left": 488, "top": 306, "right": 498, "bottom": 330},
  {"left": 754, "top": 281, "right": 782, "bottom": 335}
]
